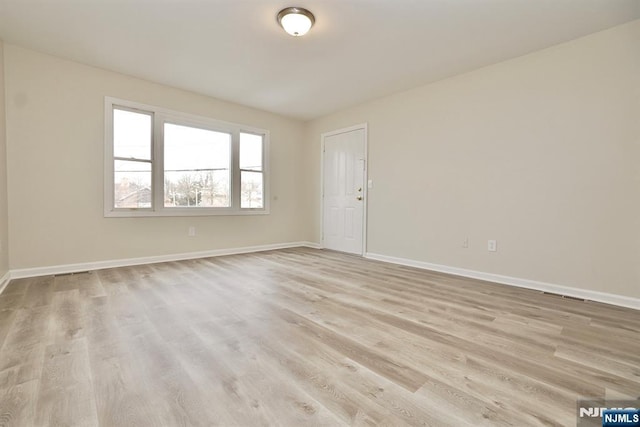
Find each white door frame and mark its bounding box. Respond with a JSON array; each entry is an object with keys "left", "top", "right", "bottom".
[{"left": 320, "top": 123, "right": 368, "bottom": 255}]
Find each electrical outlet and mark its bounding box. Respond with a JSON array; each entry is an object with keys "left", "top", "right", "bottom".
[
  {"left": 488, "top": 240, "right": 497, "bottom": 252},
  {"left": 188, "top": 226, "right": 196, "bottom": 237},
  {"left": 462, "top": 237, "right": 469, "bottom": 248}
]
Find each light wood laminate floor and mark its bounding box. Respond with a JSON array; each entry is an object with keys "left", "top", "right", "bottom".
[{"left": 0, "top": 248, "right": 638, "bottom": 426}]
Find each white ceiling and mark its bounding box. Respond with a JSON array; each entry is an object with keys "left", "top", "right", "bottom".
[{"left": 0, "top": 0, "right": 638, "bottom": 120}]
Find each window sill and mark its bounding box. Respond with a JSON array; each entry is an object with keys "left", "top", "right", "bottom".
[{"left": 104, "top": 208, "right": 270, "bottom": 218}]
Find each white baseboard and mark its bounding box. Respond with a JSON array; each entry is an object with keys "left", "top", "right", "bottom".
[
  {"left": 365, "top": 252, "right": 640, "bottom": 311},
  {"left": 9, "top": 241, "right": 320, "bottom": 280},
  {"left": 303, "top": 241, "right": 322, "bottom": 250},
  {"left": 0, "top": 271, "right": 10, "bottom": 294}
]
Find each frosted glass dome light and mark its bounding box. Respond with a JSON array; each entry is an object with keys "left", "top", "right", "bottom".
[{"left": 277, "top": 7, "right": 315, "bottom": 37}]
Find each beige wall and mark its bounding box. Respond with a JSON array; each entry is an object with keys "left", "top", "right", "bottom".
[
  {"left": 4, "top": 45, "right": 311, "bottom": 269},
  {"left": 305, "top": 20, "right": 640, "bottom": 298},
  {"left": 0, "top": 41, "right": 9, "bottom": 278}
]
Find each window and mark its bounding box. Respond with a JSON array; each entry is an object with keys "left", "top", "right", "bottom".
[
  {"left": 240, "top": 132, "right": 264, "bottom": 209},
  {"left": 105, "top": 97, "right": 269, "bottom": 217},
  {"left": 113, "top": 108, "right": 153, "bottom": 209},
  {"left": 163, "top": 123, "right": 231, "bottom": 208}
]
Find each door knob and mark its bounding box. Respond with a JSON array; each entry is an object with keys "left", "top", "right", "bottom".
[{"left": 357, "top": 196, "right": 363, "bottom": 201}]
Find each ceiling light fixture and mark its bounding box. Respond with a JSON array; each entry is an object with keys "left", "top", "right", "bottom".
[{"left": 277, "top": 7, "right": 315, "bottom": 37}]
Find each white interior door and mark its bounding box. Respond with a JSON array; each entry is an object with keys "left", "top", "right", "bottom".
[{"left": 322, "top": 127, "right": 366, "bottom": 255}]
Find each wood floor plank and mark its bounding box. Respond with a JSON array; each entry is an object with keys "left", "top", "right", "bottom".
[
  {"left": 34, "top": 338, "right": 98, "bottom": 426},
  {"left": 0, "top": 247, "right": 638, "bottom": 426},
  {"left": 20, "top": 276, "right": 55, "bottom": 309},
  {"left": 0, "top": 379, "right": 39, "bottom": 426},
  {"left": 0, "top": 309, "right": 17, "bottom": 354},
  {"left": 191, "top": 319, "right": 349, "bottom": 426},
  {"left": 271, "top": 280, "right": 576, "bottom": 425},
  {"left": 48, "top": 289, "right": 85, "bottom": 343}
]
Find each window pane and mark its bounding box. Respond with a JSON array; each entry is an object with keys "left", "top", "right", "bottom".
[
  {"left": 114, "top": 108, "right": 152, "bottom": 160},
  {"left": 240, "top": 133, "right": 263, "bottom": 171},
  {"left": 164, "top": 123, "right": 231, "bottom": 208},
  {"left": 241, "top": 171, "right": 263, "bottom": 208},
  {"left": 114, "top": 160, "right": 152, "bottom": 208}
]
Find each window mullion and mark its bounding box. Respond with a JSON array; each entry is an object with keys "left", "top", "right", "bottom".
[
  {"left": 152, "top": 114, "right": 164, "bottom": 212},
  {"left": 105, "top": 103, "right": 115, "bottom": 216},
  {"left": 231, "top": 130, "right": 241, "bottom": 210}
]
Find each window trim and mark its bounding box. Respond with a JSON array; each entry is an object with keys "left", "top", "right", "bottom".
[{"left": 104, "top": 97, "right": 270, "bottom": 217}]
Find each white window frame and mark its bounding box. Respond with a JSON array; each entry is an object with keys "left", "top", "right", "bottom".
[{"left": 104, "top": 97, "right": 270, "bottom": 217}]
